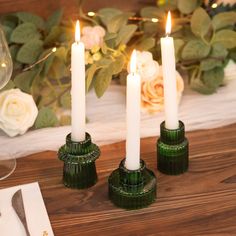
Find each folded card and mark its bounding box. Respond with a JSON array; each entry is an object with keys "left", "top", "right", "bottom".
[{"left": 0, "top": 182, "right": 54, "bottom": 236}]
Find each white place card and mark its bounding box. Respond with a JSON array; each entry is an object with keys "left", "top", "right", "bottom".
[{"left": 0, "top": 182, "right": 54, "bottom": 236}]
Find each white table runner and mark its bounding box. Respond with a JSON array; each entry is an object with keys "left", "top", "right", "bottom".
[{"left": 0, "top": 80, "right": 236, "bottom": 158}]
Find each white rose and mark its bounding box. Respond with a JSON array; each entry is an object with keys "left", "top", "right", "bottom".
[
  {"left": 0, "top": 89, "right": 38, "bottom": 137},
  {"left": 141, "top": 66, "right": 184, "bottom": 114},
  {"left": 128, "top": 51, "right": 160, "bottom": 81},
  {"left": 81, "top": 26, "right": 106, "bottom": 50},
  {"left": 224, "top": 60, "right": 236, "bottom": 82}
]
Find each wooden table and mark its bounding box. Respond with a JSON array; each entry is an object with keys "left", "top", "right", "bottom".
[{"left": 1, "top": 124, "right": 236, "bottom": 235}]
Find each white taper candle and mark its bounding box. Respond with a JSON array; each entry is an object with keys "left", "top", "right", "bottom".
[
  {"left": 160, "top": 12, "right": 179, "bottom": 130},
  {"left": 71, "top": 20, "right": 86, "bottom": 141},
  {"left": 125, "top": 50, "right": 141, "bottom": 170}
]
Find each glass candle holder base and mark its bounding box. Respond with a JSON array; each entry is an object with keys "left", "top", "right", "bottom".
[
  {"left": 58, "top": 132, "right": 100, "bottom": 189},
  {"left": 108, "top": 159, "right": 157, "bottom": 210},
  {"left": 157, "top": 121, "right": 189, "bottom": 175}
]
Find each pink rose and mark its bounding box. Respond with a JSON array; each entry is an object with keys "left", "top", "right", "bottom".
[{"left": 81, "top": 26, "right": 106, "bottom": 50}]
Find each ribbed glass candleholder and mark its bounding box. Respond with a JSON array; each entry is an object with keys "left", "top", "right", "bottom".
[
  {"left": 157, "top": 121, "right": 189, "bottom": 175},
  {"left": 108, "top": 159, "right": 157, "bottom": 210},
  {"left": 58, "top": 132, "right": 100, "bottom": 189}
]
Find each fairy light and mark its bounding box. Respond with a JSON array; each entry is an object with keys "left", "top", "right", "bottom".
[
  {"left": 151, "top": 18, "right": 159, "bottom": 23},
  {"left": 86, "top": 12, "right": 159, "bottom": 23},
  {"left": 23, "top": 47, "right": 57, "bottom": 72},
  {"left": 212, "top": 3, "right": 218, "bottom": 8},
  {"left": 52, "top": 47, "right": 57, "bottom": 52},
  {"left": 1, "top": 63, "right": 6, "bottom": 68},
  {"left": 88, "top": 11, "right": 96, "bottom": 17}
]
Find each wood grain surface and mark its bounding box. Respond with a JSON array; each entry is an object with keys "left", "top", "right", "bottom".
[{"left": 1, "top": 123, "right": 236, "bottom": 235}]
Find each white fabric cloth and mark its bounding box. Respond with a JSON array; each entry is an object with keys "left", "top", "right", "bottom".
[{"left": 0, "top": 80, "right": 236, "bottom": 158}]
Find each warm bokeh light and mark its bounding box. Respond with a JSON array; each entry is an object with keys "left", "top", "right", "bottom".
[
  {"left": 75, "top": 20, "right": 81, "bottom": 42},
  {"left": 1, "top": 63, "right": 6, "bottom": 68},
  {"left": 212, "top": 3, "right": 218, "bottom": 8},
  {"left": 52, "top": 47, "right": 57, "bottom": 52},
  {"left": 88, "top": 11, "right": 95, "bottom": 17},
  {"left": 166, "top": 11, "right": 172, "bottom": 35},
  {"left": 151, "top": 18, "right": 159, "bottom": 23},
  {"left": 130, "top": 50, "right": 137, "bottom": 74}
]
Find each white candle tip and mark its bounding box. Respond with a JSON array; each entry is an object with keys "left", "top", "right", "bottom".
[
  {"left": 166, "top": 11, "right": 172, "bottom": 36},
  {"left": 75, "top": 20, "right": 81, "bottom": 42}
]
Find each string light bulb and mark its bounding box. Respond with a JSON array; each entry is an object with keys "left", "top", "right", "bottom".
[{"left": 88, "top": 11, "right": 95, "bottom": 17}]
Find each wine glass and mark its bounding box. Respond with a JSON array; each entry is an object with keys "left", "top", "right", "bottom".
[{"left": 0, "top": 26, "right": 16, "bottom": 180}]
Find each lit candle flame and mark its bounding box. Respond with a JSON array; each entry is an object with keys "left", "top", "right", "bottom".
[
  {"left": 166, "top": 11, "right": 171, "bottom": 36},
  {"left": 75, "top": 20, "right": 81, "bottom": 42},
  {"left": 130, "top": 50, "right": 137, "bottom": 74}
]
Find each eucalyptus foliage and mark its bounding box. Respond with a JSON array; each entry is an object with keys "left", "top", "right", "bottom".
[{"left": 0, "top": 0, "right": 235, "bottom": 129}]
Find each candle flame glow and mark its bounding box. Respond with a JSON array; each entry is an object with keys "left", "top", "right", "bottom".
[
  {"left": 166, "top": 11, "right": 171, "bottom": 35},
  {"left": 130, "top": 50, "right": 137, "bottom": 74},
  {"left": 75, "top": 20, "right": 81, "bottom": 42}
]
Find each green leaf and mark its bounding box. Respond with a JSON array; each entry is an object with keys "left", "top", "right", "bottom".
[
  {"left": 44, "top": 26, "right": 62, "bottom": 46},
  {"left": 1, "top": 14, "right": 18, "bottom": 29},
  {"left": 2, "top": 25, "right": 13, "bottom": 43},
  {"left": 182, "top": 40, "right": 211, "bottom": 60},
  {"left": 107, "top": 13, "right": 132, "bottom": 33},
  {"left": 200, "top": 43, "right": 228, "bottom": 71},
  {"left": 43, "top": 57, "right": 55, "bottom": 77},
  {"left": 98, "top": 8, "right": 122, "bottom": 27},
  {"left": 10, "top": 23, "right": 41, "bottom": 44},
  {"left": 9, "top": 45, "right": 20, "bottom": 61},
  {"left": 191, "top": 7, "right": 211, "bottom": 39},
  {"left": 35, "top": 107, "right": 58, "bottom": 129},
  {"left": 110, "top": 55, "right": 125, "bottom": 75},
  {"left": 94, "top": 67, "right": 113, "bottom": 98},
  {"left": 115, "top": 24, "right": 137, "bottom": 46},
  {"left": 136, "top": 37, "right": 156, "bottom": 51},
  {"left": 174, "top": 39, "right": 185, "bottom": 62},
  {"left": 0, "top": 80, "right": 15, "bottom": 92},
  {"left": 142, "top": 22, "right": 159, "bottom": 35},
  {"left": 212, "top": 30, "right": 236, "bottom": 49},
  {"left": 104, "top": 33, "right": 117, "bottom": 41},
  {"left": 86, "top": 64, "right": 98, "bottom": 91},
  {"left": 60, "top": 91, "right": 71, "bottom": 109},
  {"left": 46, "top": 9, "right": 63, "bottom": 32},
  {"left": 177, "top": 0, "right": 199, "bottom": 14},
  {"left": 229, "top": 49, "right": 236, "bottom": 62},
  {"left": 211, "top": 43, "right": 228, "bottom": 58},
  {"left": 140, "top": 7, "right": 165, "bottom": 18},
  {"left": 17, "top": 12, "right": 45, "bottom": 29},
  {"left": 212, "top": 12, "right": 236, "bottom": 31},
  {"left": 200, "top": 59, "right": 222, "bottom": 71},
  {"left": 48, "top": 57, "right": 69, "bottom": 79},
  {"left": 190, "top": 79, "right": 216, "bottom": 94},
  {"left": 16, "top": 39, "right": 43, "bottom": 64},
  {"left": 96, "top": 57, "right": 112, "bottom": 67},
  {"left": 54, "top": 46, "right": 68, "bottom": 62},
  {"left": 202, "top": 67, "right": 224, "bottom": 89},
  {"left": 40, "top": 49, "right": 55, "bottom": 77},
  {"left": 14, "top": 70, "right": 37, "bottom": 93}
]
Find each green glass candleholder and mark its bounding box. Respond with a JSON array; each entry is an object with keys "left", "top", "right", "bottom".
[
  {"left": 108, "top": 159, "right": 157, "bottom": 210},
  {"left": 58, "top": 132, "right": 100, "bottom": 189},
  {"left": 157, "top": 121, "right": 189, "bottom": 175}
]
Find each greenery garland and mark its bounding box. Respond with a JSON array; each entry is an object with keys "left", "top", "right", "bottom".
[{"left": 0, "top": 0, "right": 235, "bottom": 129}]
